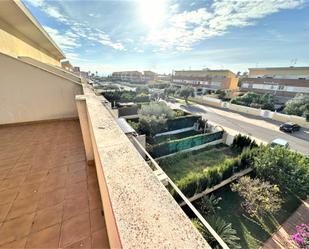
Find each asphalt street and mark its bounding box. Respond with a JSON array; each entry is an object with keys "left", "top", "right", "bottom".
[{"left": 169, "top": 101, "right": 309, "bottom": 155}]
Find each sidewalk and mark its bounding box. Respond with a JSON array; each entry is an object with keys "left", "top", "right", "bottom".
[{"left": 262, "top": 198, "right": 309, "bottom": 249}]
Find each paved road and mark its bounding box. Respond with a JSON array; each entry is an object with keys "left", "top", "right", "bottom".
[{"left": 168, "top": 101, "right": 309, "bottom": 155}]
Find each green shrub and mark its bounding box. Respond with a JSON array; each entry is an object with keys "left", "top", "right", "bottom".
[
  {"left": 231, "top": 134, "right": 258, "bottom": 152},
  {"left": 231, "top": 92, "right": 275, "bottom": 111},
  {"left": 283, "top": 94, "right": 309, "bottom": 117},
  {"left": 135, "top": 93, "right": 150, "bottom": 102},
  {"left": 177, "top": 173, "right": 201, "bottom": 197},
  {"left": 139, "top": 102, "right": 174, "bottom": 119},
  {"left": 254, "top": 146, "right": 309, "bottom": 197}
]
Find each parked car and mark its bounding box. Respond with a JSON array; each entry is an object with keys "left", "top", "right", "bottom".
[
  {"left": 279, "top": 122, "right": 301, "bottom": 133},
  {"left": 270, "top": 138, "right": 289, "bottom": 149}
]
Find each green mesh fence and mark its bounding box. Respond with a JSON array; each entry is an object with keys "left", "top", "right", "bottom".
[
  {"left": 149, "top": 131, "right": 224, "bottom": 158},
  {"left": 166, "top": 115, "right": 201, "bottom": 131},
  {"left": 118, "top": 105, "right": 139, "bottom": 117}
]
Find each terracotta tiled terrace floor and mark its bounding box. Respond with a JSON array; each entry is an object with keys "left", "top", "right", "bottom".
[{"left": 0, "top": 120, "right": 109, "bottom": 249}]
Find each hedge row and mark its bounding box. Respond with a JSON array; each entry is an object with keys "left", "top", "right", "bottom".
[
  {"left": 148, "top": 131, "right": 224, "bottom": 158},
  {"left": 173, "top": 148, "right": 258, "bottom": 200}
]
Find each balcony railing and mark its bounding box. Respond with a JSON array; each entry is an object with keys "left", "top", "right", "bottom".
[{"left": 76, "top": 85, "right": 213, "bottom": 249}]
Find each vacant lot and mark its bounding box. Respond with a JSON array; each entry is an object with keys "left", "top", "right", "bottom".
[{"left": 157, "top": 144, "right": 237, "bottom": 181}]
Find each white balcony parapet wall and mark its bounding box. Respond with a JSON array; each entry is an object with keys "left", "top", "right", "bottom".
[
  {"left": 80, "top": 85, "right": 211, "bottom": 249},
  {"left": 0, "top": 52, "right": 82, "bottom": 125}
]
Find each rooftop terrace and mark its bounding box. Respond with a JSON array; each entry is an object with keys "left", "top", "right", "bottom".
[{"left": 0, "top": 120, "right": 109, "bottom": 248}]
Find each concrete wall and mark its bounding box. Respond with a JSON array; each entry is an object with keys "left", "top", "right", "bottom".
[
  {"left": 272, "top": 112, "right": 309, "bottom": 128},
  {"left": 0, "top": 21, "right": 60, "bottom": 66},
  {"left": 190, "top": 96, "right": 222, "bottom": 107},
  {"left": 229, "top": 103, "right": 261, "bottom": 116},
  {"left": 191, "top": 96, "right": 309, "bottom": 129},
  {"left": 19, "top": 57, "right": 81, "bottom": 83},
  {"left": 0, "top": 52, "right": 82, "bottom": 125}
]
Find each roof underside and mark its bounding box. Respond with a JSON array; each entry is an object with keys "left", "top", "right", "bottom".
[{"left": 0, "top": 0, "right": 65, "bottom": 60}]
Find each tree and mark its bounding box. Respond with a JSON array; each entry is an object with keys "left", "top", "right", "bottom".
[
  {"left": 196, "top": 194, "right": 222, "bottom": 217},
  {"left": 178, "top": 86, "right": 195, "bottom": 103},
  {"left": 231, "top": 176, "right": 283, "bottom": 217},
  {"left": 135, "top": 93, "right": 150, "bottom": 102},
  {"left": 193, "top": 217, "right": 241, "bottom": 249},
  {"left": 136, "top": 86, "right": 149, "bottom": 94},
  {"left": 138, "top": 102, "right": 174, "bottom": 119},
  {"left": 139, "top": 115, "right": 167, "bottom": 136},
  {"left": 231, "top": 92, "right": 274, "bottom": 110},
  {"left": 164, "top": 86, "right": 177, "bottom": 97},
  {"left": 283, "top": 94, "right": 309, "bottom": 117},
  {"left": 254, "top": 146, "right": 309, "bottom": 196}
]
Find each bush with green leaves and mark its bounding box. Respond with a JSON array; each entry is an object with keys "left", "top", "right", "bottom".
[
  {"left": 164, "top": 86, "right": 178, "bottom": 97},
  {"left": 120, "top": 91, "right": 135, "bottom": 102},
  {"left": 231, "top": 92, "right": 275, "bottom": 111},
  {"left": 139, "top": 115, "right": 168, "bottom": 136},
  {"left": 196, "top": 194, "right": 222, "bottom": 217},
  {"left": 136, "top": 86, "right": 149, "bottom": 94},
  {"left": 231, "top": 134, "right": 258, "bottom": 152},
  {"left": 231, "top": 176, "right": 283, "bottom": 217},
  {"left": 134, "top": 93, "right": 150, "bottom": 102},
  {"left": 283, "top": 94, "right": 309, "bottom": 118},
  {"left": 192, "top": 217, "right": 241, "bottom": 249},
  {"left": 138, "top": 102, "right": 174, "bottom": 119},
  {"left": 254, "top": 146, "right": 309, "bottom": 197},
  {"left": 177, "top": 86, "right": 195, "bottom": 103}
]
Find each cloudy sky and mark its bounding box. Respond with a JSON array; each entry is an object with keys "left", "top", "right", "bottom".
[{"left": 24, "top": 0, "right": 309, "bottom": 75}]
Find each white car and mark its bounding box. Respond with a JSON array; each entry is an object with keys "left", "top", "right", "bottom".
[{"left": 270, "top": 138, "right": 289, "bottom": 148}]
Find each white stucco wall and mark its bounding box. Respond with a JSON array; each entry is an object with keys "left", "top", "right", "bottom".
[{"left": 0, "top": 52, "right": 83, "bottom": 124}]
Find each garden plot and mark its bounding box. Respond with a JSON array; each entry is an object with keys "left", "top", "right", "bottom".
[{"left": 157, "top": 144, "right": 237, "bottom": 182}]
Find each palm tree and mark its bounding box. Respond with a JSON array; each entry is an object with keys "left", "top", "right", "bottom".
[{"left": 192, "top": 216, "right": 241, "bottom": 249}]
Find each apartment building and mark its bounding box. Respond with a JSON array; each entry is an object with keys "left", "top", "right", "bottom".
[
  {"left": 173, "top": 69, "right": 239, "bottom": 93},
  {"left": 112, "top": 71, "right": 144, "bottom": 83},
  {"left": 112, "top": 70, "right": 158, "bottom": 83},
  {"left": 61, "top": 60, "right": 74, "bottom": 72},
  {"left": 143, "top": 70, "right": 158, "bottom": 82},
  {"left": 0, "top": 1, "right": 217, "bottom": 248},
  {"left": 240, "top": 67, "right": 309, "bottom": 100}
]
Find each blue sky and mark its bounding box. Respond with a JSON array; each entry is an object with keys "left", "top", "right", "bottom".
[{"left": 24, "top": 0, "right": 309, "bottom": 75}]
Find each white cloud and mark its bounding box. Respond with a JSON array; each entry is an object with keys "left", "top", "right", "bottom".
[
  {"left": 44, "top": 6, "right": 67, "bottom": 22},
  {"left": 43, "top": 26, "right": 80, "bottom": 50},
  {"left": 25, "top": 0, "right": 44, "bottom": 7},
  {"left": 27, "top": 0, "right": 125, "bottom": 52},
  {"left": 146, "top": 0, "right": 305, "bottom": 51}
]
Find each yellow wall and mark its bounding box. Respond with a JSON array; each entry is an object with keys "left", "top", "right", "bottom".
[
  {"left": 176, "top": 70, "right": 235, "bottom": 78},
  {"left": 0, "top": 21, "right": 61, "bottom": 66},
  {"left": 227, "top": 77, "right": 239, "bottom": 90}
]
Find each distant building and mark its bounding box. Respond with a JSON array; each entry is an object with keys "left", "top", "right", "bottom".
[
  {"left": 112, "top": 71, "right": 144, "bottom": 83},
  {"left": 61, "top": 60, "right": 74, "bottom": 72},
  {"left": 143, "top": 70, "right": 157, "bottom": 82},
  {"left": 240, "top": 67, "right": 309, "bottom": 101},
  {"left": 80, "top": 71, "right": 89, "bottom": 79},
  {"left": 73, "top": 66, "right": 80, "bottom": 73},
  {"left": 158, "top": 73, "right": 172, "bottom": 82},
  {"left": 172, "top": 69, "right": 239, "bottom": 93}
]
